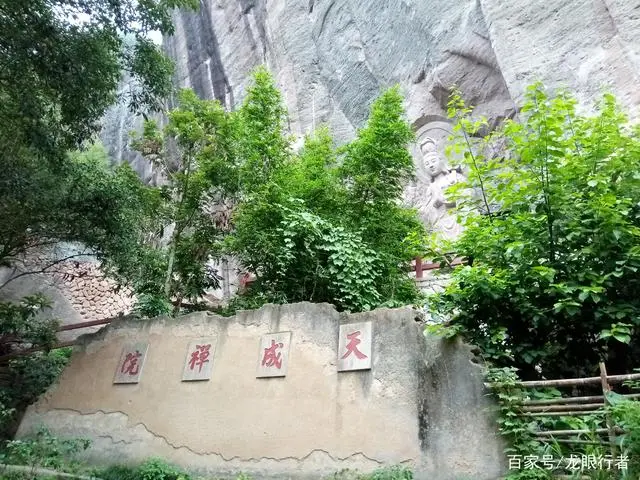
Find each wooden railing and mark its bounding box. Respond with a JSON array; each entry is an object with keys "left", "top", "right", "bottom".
[
  {"left": 412, "top": 256, "right": 464, "bottom": 278},
  {"left": 486, "top": 362, "right": 640, "bottom": 477}
]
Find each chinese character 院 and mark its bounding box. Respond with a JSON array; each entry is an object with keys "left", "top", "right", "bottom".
[{"left": 121, "top": 350, "right": 142, "bottom": 375}]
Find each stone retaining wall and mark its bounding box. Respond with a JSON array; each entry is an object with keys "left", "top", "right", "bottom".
[
  {"left": 17, "top": 303, "right": 504, "bottom": 480},
  {"left": 48, "top": 261, "right": 135, "bottom": 321}
]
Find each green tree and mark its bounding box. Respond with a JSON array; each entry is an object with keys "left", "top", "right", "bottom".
[
  {"left": 0, "top": 0, "right": 197, "bottom": 317},
  {"left": 429, "top": 83, "right": 640, "bottom": 379},
  {"left": 128, "top": 89, "right": 240, "bottom": 316},
  {"left": 128, "top": 69, "right": 426, "bottom": 315},
  {"left": 1, "top": 143, "right": 154, "bottom": 284},
  {"left": 0, "top": 0, "right": 197, "bottom": 162},
  {"left": 338, "top": 86, "right": 426, "bottom": 304},
  {"left": 0, "top": 0, "right": 195, "bottom": 435},
  {"left": 237, "top": 65, "right": 291, "bottom": 192},
  {"left": 229, "top": 80, "right": 427, "bottom": 312},
  {"left": 0, "top": 143, "right": 154, "bottom": 407}
]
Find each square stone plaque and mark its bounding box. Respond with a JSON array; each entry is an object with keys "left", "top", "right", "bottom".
[
  {"left": 113, "top": 342, "right": 148, "bottom": 384},
  {"left": 337, "top": 321, "right": 372, "bottom": 372},
  {"left": 182, "top": 339, "right": 216, "bottom": 381},
  {"left": 256, "top": 332, "right": 292, "bottom": 378}
]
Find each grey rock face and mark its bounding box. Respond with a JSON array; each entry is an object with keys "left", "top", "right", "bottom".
[
  {"left": 101, "top": 0, "right": 640, "bottom": 230},
  {"left": 164, "top": 0, "right": 517, "bottom": 140},
  {"left": 98, "top": 74, "right": 151, "bottom": 183}
]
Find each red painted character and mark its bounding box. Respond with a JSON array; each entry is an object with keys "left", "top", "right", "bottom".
[
  {"left": 261, "top": 339, "right": 284, "bottom": 369},
  {"left": 188, "top": 344, "right": 212, "bottom": 373},
  {"left": 341, "top": 331, "right": 368, "bottom": 360},
  {"left": 121, "top": 350, "right": 142, "bottom": 375}
]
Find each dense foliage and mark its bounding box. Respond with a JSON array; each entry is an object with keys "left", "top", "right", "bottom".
[
  {"left": 1, "top": 143, "right": 153, "bottom": 282},
  {"left": 0, "top": 143, "right": 153, "bottom": 436},
  {"left": 124, "top": 88, "right": 242, "bottom": 316},
  {"left": 132, "top": 68, "right": 427, "bottom": 314},
  {"left": 0, "top": 0, "right": 197, "bottom": 163},
  {"left": 0, "top": 349, "right": 71, "bottom": 440},
  {"left": 0, "top": 0, "right": 197, "bottom": 332},
  {"left": 488, "top": 367, "right": 640, "bottom": 480},
  {"left": 230, "top": 85, "right": 426, "bottom": 311},
  {"left": 429, "top": 84, "right": 640, "bottom": 380}
]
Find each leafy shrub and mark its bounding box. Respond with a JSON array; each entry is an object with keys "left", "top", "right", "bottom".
[
  {"left": 0, "top": 427, "right": 90, "bottom": 476},
  {"left": 95, "top": 464, "right": 138, "bottom": 480},
  {"left": 0, "top": 297, "right": 59, "bottom": 357},
  {"left": 366, "top": 466, "right": 413, "bottom": 480},
  {"left": 228, "top": 84, "right": 427, "bottom": 313},
  {"left": 609, "top": 397, "right": 640, "bottom": 477},
  {"left": 429, "top": 84, "right": 640, "bottom": 380},
  {"left": 0, "top": 349, "right": 71, "bottom": 440},
  {"left": 94, "top": 458, "right": 191, "bottom": 480},
  {"left": 328, "top": 466, "right": 413, "bottom": 480},
  {"left": 137, "top": 458, "right": 191, "bottom": 480},
  {"left": 133, "top": 294, "right": 173, "bottom": 319}
]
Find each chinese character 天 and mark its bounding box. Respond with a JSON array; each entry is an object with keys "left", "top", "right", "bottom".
[
  {"left": 341, "top": 331, "right": 368, "bottom": 360},
  {"left": 337, "top": 321, "right": 372, "bottom": 371}
]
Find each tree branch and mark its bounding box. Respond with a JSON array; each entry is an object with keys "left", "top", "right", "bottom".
[{"left": 0, "top": 252, "right": 92, "bottom": 291}]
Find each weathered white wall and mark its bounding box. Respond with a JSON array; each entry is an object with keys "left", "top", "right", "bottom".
[{"left": 18, "top": 303, "right": 504, "bottom": 479}]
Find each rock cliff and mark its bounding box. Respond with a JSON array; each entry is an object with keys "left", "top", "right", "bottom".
[
  {"left": 162, "top": 0, "right": 639, "bottom": 134},
  {"left": 101, "top": 0, "right": 640, "bottom": 230}
]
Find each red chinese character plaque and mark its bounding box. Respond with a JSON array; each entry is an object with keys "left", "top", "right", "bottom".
[
  {"left": 337, "top": 322, "right": 372, "bottom": 371},
  {"left": 113, "top": 342, "right": 149, "bottom": 384},
  {"left": 256, "top": 332, "right": 292, "bottom": 378},
  {"left": 182, "top": 339, "right": 216, "bottom": 381}
]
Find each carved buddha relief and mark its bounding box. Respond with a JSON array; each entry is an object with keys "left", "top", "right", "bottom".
[
  {"left": 420, "top": 138, "right": 448, "bottom": 180},
  {"left": 407, "top": 121, "right": 464, "bottom": 241}
]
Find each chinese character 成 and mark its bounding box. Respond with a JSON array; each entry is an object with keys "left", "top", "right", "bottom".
[
  {"left": 188, "top": 344, "right": 211, "bottom": 373},
  {"left": 121, "top": 350, "right": 142, "bottom": 375},
  {"left": 262, "top": 339, "right": 284, "bottom": 369},
  {"left": 341, "top": 331, "right": 368, "bottom": 360}
]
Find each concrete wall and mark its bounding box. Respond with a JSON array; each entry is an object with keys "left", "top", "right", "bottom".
[{"left": 17, "top": 303, "right": 504, "bottom": 479}]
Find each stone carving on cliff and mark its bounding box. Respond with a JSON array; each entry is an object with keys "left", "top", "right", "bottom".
[
  {"left": 97, "top": 0, "right": 640, "bottom": 305},
  {"left": 104, "top": 0, "right": 640, "bottom": 184},
  {"left": 405, "top": 121, "right": 463, "bottom": 241}
]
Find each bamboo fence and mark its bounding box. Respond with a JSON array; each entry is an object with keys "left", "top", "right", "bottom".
[{"left": 487, "top": 362, "right": 640, "bottom": 478}]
